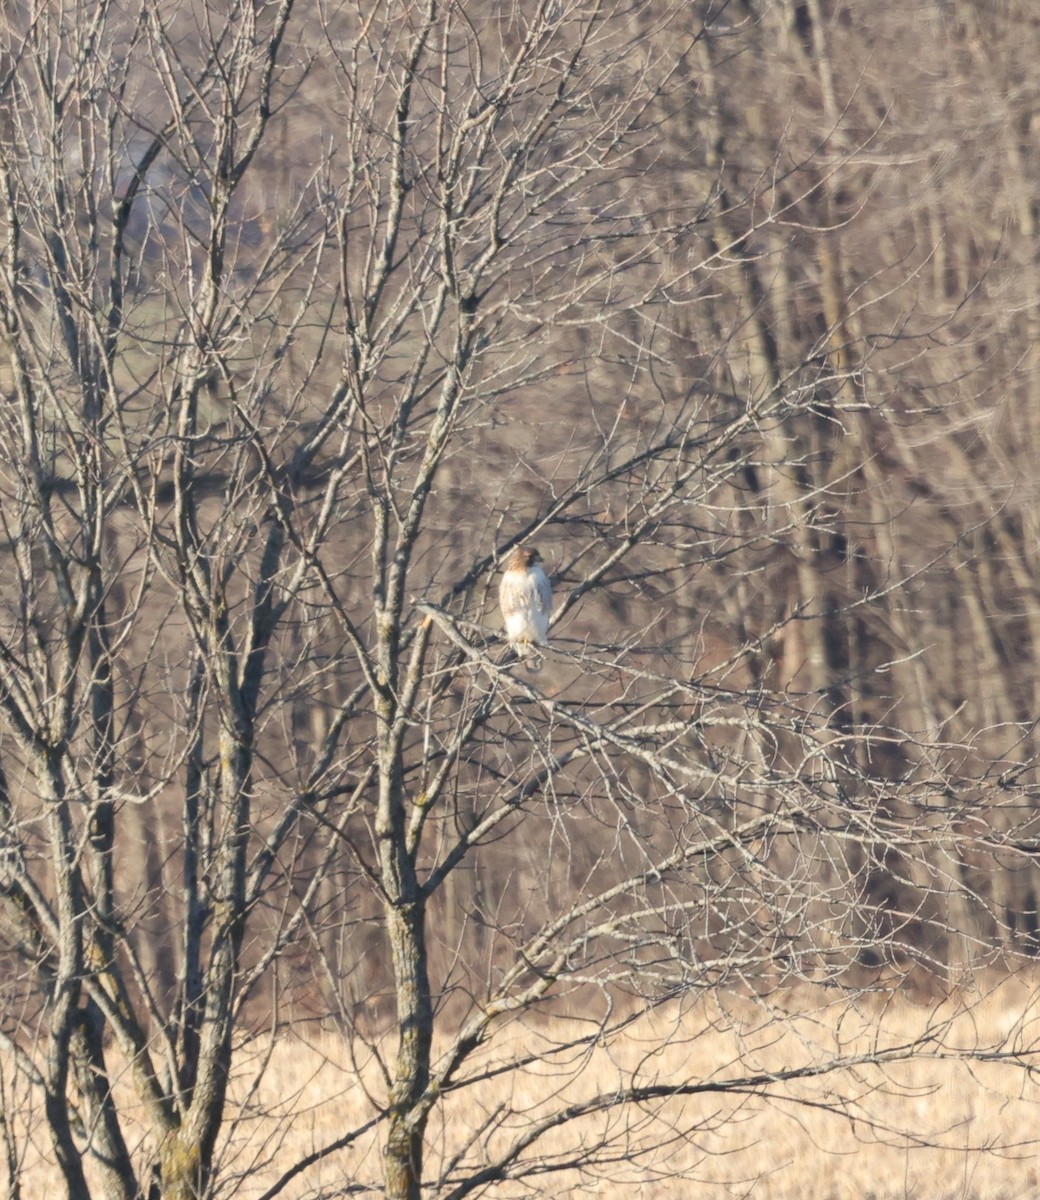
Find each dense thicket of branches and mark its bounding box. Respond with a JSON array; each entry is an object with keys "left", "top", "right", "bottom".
[{"left": 1, "top": 1, "right": 1040, "bottom": 1197}]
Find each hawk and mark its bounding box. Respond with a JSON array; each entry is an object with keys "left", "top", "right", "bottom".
[{"left": 498, "top": 546, "right": 552, "bottom": 665}]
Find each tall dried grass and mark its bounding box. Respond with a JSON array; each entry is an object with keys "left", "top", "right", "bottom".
[{"left": 10, "top": 975, "right": 1040, "bottom": 1198}]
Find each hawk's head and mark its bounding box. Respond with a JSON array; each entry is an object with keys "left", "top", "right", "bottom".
[{"left": 505, "top": 546, "right": 542, "bottom": 571}]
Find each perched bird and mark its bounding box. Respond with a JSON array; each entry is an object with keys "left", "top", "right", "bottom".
[{"left": 498, "top": 546, "right": 552, "bottom": 666}]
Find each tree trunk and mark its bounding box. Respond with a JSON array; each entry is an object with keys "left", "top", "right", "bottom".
[{"left": 383, "top": 896, "right": 433, "bottom": 1200}]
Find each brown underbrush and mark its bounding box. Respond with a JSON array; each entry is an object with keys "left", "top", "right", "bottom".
[{"left": 12, "top": 974, "right": 1040, "bottom": 1199}]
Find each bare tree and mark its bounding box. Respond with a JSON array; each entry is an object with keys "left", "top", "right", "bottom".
[{"left": 1, "top": 1, "right": 1040, "bottom": 1198}]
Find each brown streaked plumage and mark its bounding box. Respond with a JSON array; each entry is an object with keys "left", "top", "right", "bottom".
[{"left": 498, "top": 546, "right": 552, "bottom": 662}]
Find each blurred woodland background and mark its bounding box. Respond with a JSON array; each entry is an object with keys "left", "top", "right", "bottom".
[{"left": 3, "top": 1, "right": 1040, "bottom": 1197}]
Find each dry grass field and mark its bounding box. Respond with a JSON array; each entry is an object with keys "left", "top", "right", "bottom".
[{"left": 14, "top": 975, "right": 1040, "bottom": 1199}]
